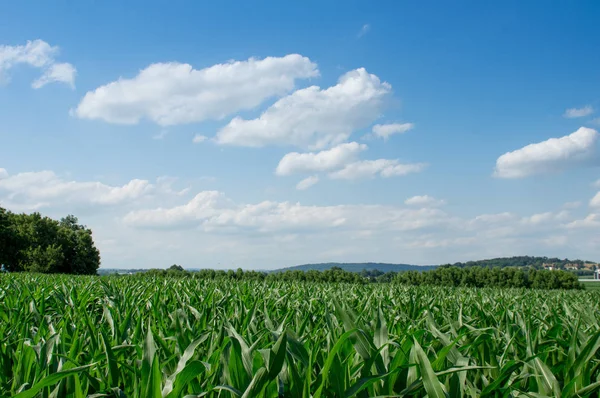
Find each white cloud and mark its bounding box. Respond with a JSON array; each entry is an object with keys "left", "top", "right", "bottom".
[
  {"left": 405, "top": 195, "right": 446, "bottom": 207},
  {"left": 329, "top": 159, "right": 426, "bottom": 180},
  {"left": 296, "top": 175, "right": 319, "bottom": 190},
  {"left": 156, "top": 176, "right": 190, "bottom": 196},
  {"left": 275, "top": 141, "right": 426, "bottom": 182},
  {"left": 564, "top": 105, "right": 594, "bottom": 118},
  {"left": 468, "top": 210, "right": 568, "bottom": 229},
  {"left": 192, "top": 134, "right": 208, "bottom": 144},
  {"left": 0, "top": 39, "right": 75, "bottom": 88},
  {"left": 371, "top": 123, "right": 414, "bottom": 140},
  {"left": 593, "top": 179, "right": 600, "bottom": 188},
  {"left": 0, "top": 169, "right": 156, "bottom": 209},
  {"left": 470, "top": 212, "right": 517, "bottom": 224},
  {"left": 358, "top": 24, "right": 371, "bottom": 38},
  {"left": 276, "top": 142, "right": 367, "bottom": 175},
  {"left": 123, "top": 191, "right": 235, "bottom": 229},
  {"left": 566, "top": 213, "right": 600, "bottom": 229},
  {"left": 521, "top": 212, "right": 558, "bottom": 225},
  {"left": 0, "top": 40, "right": 56, "bottom": 71},
  {"left": 590, "top": 192, "right": 600, "bottom": 208},
  {"left": 0, "top": 168, "right": 7, "bottom": 179},
  {"left": 124, "top": 190, "right": 454, "bottom": 233},
  {"left": 216, "top": 68, "right": 392, "bottom": 149},
  {"left": 31, "top": 62, "right": 76, "bottom": 89},
  {"left": 494, "top": 127, "right": 598, "bottom": 178},
  {"left": 74, "top": 54, "right": 318, "bottom": 126}
]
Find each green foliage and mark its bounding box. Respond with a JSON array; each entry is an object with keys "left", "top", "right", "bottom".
[
  {"left": 444, "top": 255, "right": 595, "bottom": 269},
  {"left": 395, "top": 266, "right": 582, "bottom": 290},
  {"left": 137, "top": 265, "right": 581, "bottom": 290},
  {"left": 0, "top": 207, "right": 20, "bottom": 270},
  {"left": 168, "top": 264, "right": 185, "bottom": 272},
  {"left": 1, "top": 273, "right": 599, "bottom": 397},
  {"left": 0, "top": 207, "right": 100, "bottom": 274}
]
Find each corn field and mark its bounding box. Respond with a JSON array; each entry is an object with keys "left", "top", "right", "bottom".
[{"left": 1, "top": 274, "right": 600, "bottom": 397}]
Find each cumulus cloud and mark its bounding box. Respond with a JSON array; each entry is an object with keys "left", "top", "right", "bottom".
[
  {"left": 155, "top": 176, "right": 190, "bottom": 196},
  {"left": 404, "top": 195, "right": 446, "bottom": 207},
  {"left": 494, "top": 127, "right": 598, "bottom": 178},
  {"left": 371, "top": 123, "right": 414, "bottom": 140},
  {"left": 521, "top": 211, "right": 569, "bottom": 225},
  {"left": 74, "top": 54, "right": 318, "bottom": 126},
  {"left": 113, "top": 184, "right": 593, "bottom": 269},
  {"left": 31, "top": 62, "right": 76, "bottom": 89},
  {"left": 124, "top": 190, "right": 454, "bottom": 232},
  {"left": 276, "top": 142, "right": 367, "bottom": 175},
  {"left": 470, "top": 212, "right": 518, "bottom": 224},
  {"left": 591, "top": 192, "right": 600, "bottom": 208},
  {"left": 329, "top": 159, "right": 426, "bottom": 180},
  {"left": 0, "top": 169, "right": 158, "bottom": 209},
  {"left": 125, "top": 193, "right": 343, "bottom": 231},
  {"left": 215, "top": 68, "right": 392, "bottom": 149},
  {"left": 566, "top": 213, "right": 600, "bottom": 229},
  {"left": 564, "top": 105, "right": 594, "bottom": 118},
  {"left": 296, "top": 176, "right": 319, "bottom": 190},
  {"left": 0, "top": 39, "right": 76, "bottom": 88},
  {"left": 123, "top": 191, "right": 235, "bottom": 229},
  {"left": 192, "top": 134, "right": 208, "bottom": 144}
]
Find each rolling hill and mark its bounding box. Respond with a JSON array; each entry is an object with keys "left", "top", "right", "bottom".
[
  {"left": 274, "top": 262, "right": 438, "bottom": 273},
  {"left": 444, "top": 256, "right": 598, "bottom": 269}
]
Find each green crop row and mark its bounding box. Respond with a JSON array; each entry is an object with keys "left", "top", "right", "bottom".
[{"left": 1, "top": 273, "right": 599, "bottom": 397}]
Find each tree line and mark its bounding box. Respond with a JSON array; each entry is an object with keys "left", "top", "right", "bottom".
[
  {"left": 0, "top": 207, "right": 100, "bottom": 274},
  {"left": 394, "top": 266, "right": 581, "bottom": 290},
  {"left": 138, "top": 264, "right": 581, "bottom": 290},
  {"left": 443, "top": 255, "right": 594, "bottom": 269}
]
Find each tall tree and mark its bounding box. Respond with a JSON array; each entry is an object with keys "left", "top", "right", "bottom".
[
  {"left": 57, "top": 215, "right": 101, "bottom": 275},
  {"left": 0, "top": 208, "right": 100, "bottom": 275},
  {"left": 0, "top": 207, "right": 16, "bottom": 270}
]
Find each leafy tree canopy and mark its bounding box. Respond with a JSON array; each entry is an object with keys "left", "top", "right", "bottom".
[{"left": 0, "top": 207, "right": 100, "bottom": 275}]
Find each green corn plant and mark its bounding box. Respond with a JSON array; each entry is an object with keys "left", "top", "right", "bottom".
[{"left": 1, "top": 273, "right": 600, "bottom": 397}]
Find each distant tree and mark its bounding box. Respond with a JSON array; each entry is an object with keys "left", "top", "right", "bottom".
[
  {"left": 168, "top": 264, "right": 185, "bottom": 272},
  {"left": 395, "top": 266, "right": 580, "bottom": 290},
  {"left": 442, "top": 256, "right": 594, "bottom": 270}
]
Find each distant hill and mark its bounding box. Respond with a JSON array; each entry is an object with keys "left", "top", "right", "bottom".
[
  {"left": 443, "top": 256, "right": 598, "bottom": 270},
  {"left": 275, "top": 262, "right": 437, "bottom": 273},
  {"left": 98, "top": 257, "right": 598, "bottom": 276}
]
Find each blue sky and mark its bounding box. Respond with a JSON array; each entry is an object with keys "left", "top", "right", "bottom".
[{"left": 1, "top": 1, "right": 599, "bottom": 269}]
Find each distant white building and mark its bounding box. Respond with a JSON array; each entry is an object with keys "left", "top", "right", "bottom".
[{"left": 595, "top": 269, "right": 600, "bottom": 280}]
